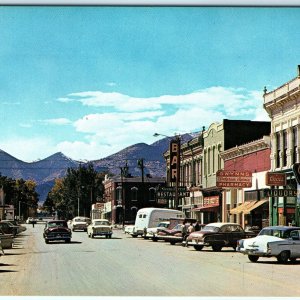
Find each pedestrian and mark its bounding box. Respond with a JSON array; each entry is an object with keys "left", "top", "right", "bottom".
[
  {"left": 187, "top": 222, "right": 195, "bottom": 234},
  {"left": 194, "top": 221, "right": 200, "bottom": 231}
]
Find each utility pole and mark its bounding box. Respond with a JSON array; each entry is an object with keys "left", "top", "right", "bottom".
[{"left": 138, "top": 158, "right": 145, "bottom": 206}]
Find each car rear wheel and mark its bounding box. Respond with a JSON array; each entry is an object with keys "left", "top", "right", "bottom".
[
  {"left": 277, "top": 251, "right": 290, "bottom": 264},
  {"left": 45, "top": 239, "right": 49, "bottom": 244},
  {"left": 193, "top": 245, "right": 203, "bottom": 251},
  {"left": 248, "top": 255, "right": 259, "bottom": 262},
  {"left": 152, "top": 237, "right": 158, "bottom": 242},
  {"left": 290, "top": 257, "right": 297, "bottom": 263},
  {"left": 170, "top": 241, "right": 176, "bottom": 245},
  {"left": 65, "top": 239, "right": 71, "bottom": 243},
  {"left": 212, "top": 245, "right": 222, "bottom": 252}
]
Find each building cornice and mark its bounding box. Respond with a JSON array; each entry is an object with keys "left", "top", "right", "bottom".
[{"left": 219, "top": 136, "right": 270, "bottom": 160}]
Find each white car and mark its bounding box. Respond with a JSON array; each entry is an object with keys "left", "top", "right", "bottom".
[
  {"left": 237, "top": 226, "right": 300, "bottom": 263},
  {"left": 87, "top": 219, "right": 113, "bottom": 238},
  {"left": 124, "top": 225, "right": 135, "bottom": 235},
  {"left": 145, "top": 221, "right": 170, "bottom": 240},
  {"left": 70, "top": 216, "right": 91, "bottom": 232}
]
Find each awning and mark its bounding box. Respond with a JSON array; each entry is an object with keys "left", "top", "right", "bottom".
[
  {"left": 243, "top": 199, "right": 269, "bottom": 214},
  {"left": 192, "top": 204, "right": 219, "bottom": 211},
  {"left": 230, "top": 199, "right": 269, "bottom": 215}
]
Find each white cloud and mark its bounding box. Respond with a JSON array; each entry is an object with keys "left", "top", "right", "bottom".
[
  {"left": 2, "top": 86, "right": 270, "bottom": 161},
  {"left": 40, "top": 118, "right": 72, "bottom": 125}
]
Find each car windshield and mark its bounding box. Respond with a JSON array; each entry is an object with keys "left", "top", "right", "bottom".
[
  {"left": 48, "top": 222, "right": 67, "bottom": 227},
  {"left": 74, "top": 218, "right": 85, "bottom": 222},
  {"left": 94, "top": 221, "right": 109, "bottom": 226},
  {"left": 258, "top": 228, "right": 291, "bottom": 238},
  {"left": 158, "top": 223, "right": 169, "bottom": 228},
  {"left": 203, "top": 225, "right": 220, "bottom": 232}
]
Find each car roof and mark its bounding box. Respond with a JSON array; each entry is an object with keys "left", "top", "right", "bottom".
[
  {"left": 261, "top": 226, "right": 300, "bottom": 230},
  {"left": 205, "top": 222, "right": 241, "bottom": 228}
]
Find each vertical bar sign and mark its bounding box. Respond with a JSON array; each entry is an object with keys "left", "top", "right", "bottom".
[{"left": 169, "top": 138, "right": 180, "bottom": 183}]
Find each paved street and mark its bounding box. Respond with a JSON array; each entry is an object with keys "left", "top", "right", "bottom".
[{"left": 1, "top": 223, "right": 300, "bottom": 296}]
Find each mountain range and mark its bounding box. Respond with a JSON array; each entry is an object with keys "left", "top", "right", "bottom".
[{"left": 0, "top": 134, "right": 193, "bottom": 204}]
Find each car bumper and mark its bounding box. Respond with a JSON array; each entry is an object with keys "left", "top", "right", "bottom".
[
  {"left": 45, "top": 234, "right": 71, "bottom": 240},
  {"left": 238, "top": 248, "right": 270, "bottom": 256}
]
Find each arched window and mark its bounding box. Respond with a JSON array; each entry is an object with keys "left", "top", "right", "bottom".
[
  {"left": 149, "top": 187, "right": 156, "bottom": 202},
  {"left": 131, "top": 187, "right": 138, "bottom": 202}
]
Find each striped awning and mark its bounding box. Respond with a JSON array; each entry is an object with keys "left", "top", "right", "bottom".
[{"left": 230, "top": 199, "right": 269, "bottom": 215}]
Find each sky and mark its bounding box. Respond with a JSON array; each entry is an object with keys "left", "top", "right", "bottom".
[{"left": 0, "top": 6, "right": 300, "bottom": 162}]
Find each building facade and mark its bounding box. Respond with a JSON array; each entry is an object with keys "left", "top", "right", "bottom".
[
  {"left": 103, "top": 174, "right": 166, "bottom": 225},
  {"left": 263, "top": 65, "right": 300, "bottom": 226},
  {"left": 201, "top": 119, "right": 271, "bottom": 224},
  {"left": 220, "top": 136, "right": 271, "bottom": 230}
]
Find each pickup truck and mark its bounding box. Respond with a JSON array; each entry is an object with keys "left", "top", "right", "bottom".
[{"left": 237, "top": 226, "right": 300, "bottom": 263}]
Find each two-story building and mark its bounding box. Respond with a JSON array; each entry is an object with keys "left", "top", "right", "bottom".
[{"left": 263, "top": 65, "right": 300, "bottom": 226}]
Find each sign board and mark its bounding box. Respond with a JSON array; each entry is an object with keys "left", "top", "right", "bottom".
[
  {"left": 156, "top": 186, "right": 189, "bottom": 199},
  {"left": 203, "top": 196, "right": 219, "bottom": 206},
  {"left": 266, "top": 189, "right": 299, "bottom": 197},
  {"left": 216, "top": 170, "right": 252, "bottom": 188},
  {"left": 265, "top": 172, "right": 287, "bottom": 186},
  {"left": 169, "top": 139, "right": 180, "bottom": 183}
]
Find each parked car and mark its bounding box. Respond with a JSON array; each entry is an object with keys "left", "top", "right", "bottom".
[
  {"left": 1, "top": 220, "right": 26, "bottom": 234},
  {"left": 124, "top": 225, "right": 135, "bottom": 235},
  {"left": 87, "top": 219, "right": 113, "bottom": 238},
  {"left": 43, "top": 220, "right": 72, "bottom": 243},
  {"left": 0, "top": 221, "right": 19, "bottom": 237},
  {"left": 0, "top": 229, "right": 14, "bottom": 249},
  {"left": 186, "top": 222, "right": 256, "bottom": 251},
  {"left": 144, "top": 221, "right": 170, "bottom": 239},
  {"left": 237, "top": 225, "right": 300, "bottom": 263},
  {"left": 69, "top": 216, "right": 91, "bottom": 232}
]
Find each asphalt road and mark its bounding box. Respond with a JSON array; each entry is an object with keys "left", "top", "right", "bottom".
[{"left": 1, "top": 223, "right": 300, "bottom": 296}]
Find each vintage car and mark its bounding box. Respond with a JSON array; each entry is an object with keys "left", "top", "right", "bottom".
[
  {"left": 69, "top": 216, "right": 91, "bottom": 232},
  {"left": 124, "top": 224, "right": 135, "bottom": 235},
  {"left": 0, "top": 221, "right": 19, "bottom": 237},
  {"left": 1, "top": 220, "right": 26, "bottom": 234},
  {"left": 237, "top": 225, "right": 300, "bottom": 263},
  {"left": 43, "top": 220, "right": 72, "bottom": 243},
  {"left": 155, "top": 219, "right": 199, "bottom": 244},
  {"left": 186, "top": 222, "right": 256, "bottom": 251},
  {"left": 144, "top": 221, "right": 170, "bottom": 239},
  {"left": 0, "top": 228, "right": 14, "bottom": 249},
  {"left": 87, "top": 219, "right": 113, "bottom": 238}
]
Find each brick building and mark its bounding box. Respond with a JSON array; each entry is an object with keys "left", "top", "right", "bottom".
[{"left": 220, "top": 136, "right": 271, "bottom": 229}]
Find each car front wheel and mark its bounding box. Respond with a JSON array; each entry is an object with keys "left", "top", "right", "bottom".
[{"left": 248, "top": 255, "right": 259, "bottom": 262}]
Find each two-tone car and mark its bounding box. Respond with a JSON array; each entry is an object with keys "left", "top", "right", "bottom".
[
  {"left": 43, "top": 220, "right": 72, "bottom": 244},
  {"left": 69, "top": 216, "right": 91, "bottom": 232},
  {"left": 186, "top": 222, "right": 256, "bottom": 251},
  {"left": 237, "top": 225, "right": 300, "bottom": 263},
  {"left": 87, "top": 219, "right": 113, "bottom": 238}
]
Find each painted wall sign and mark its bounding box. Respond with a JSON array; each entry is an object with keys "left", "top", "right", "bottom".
[{"left": 216, "top": 170, "right": 252, "bottom": 188}]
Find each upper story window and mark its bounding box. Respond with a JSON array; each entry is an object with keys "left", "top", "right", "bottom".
[
  {"left": 283, "top": 130, "right": 288, "bottom": 167},
  {"left": 131, "top": 187, "right": 138, "bottom": 202},
  {"left": 276, "top": 132, "right": 281, "bottom": 168},
  {"left": 149, "top": 187, "right": 156, "bottom": 202},
  {"left": 293, "top": 126, "right": 298, "bottom": 164}
]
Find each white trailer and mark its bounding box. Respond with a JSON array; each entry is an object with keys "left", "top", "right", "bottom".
[{"left": 131, "top": 207, "right": 185, "bottom": 237}]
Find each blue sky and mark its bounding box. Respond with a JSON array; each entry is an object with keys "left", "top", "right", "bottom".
[{"left": 0, "top": 6, "right": 299, "bottom": 162}]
